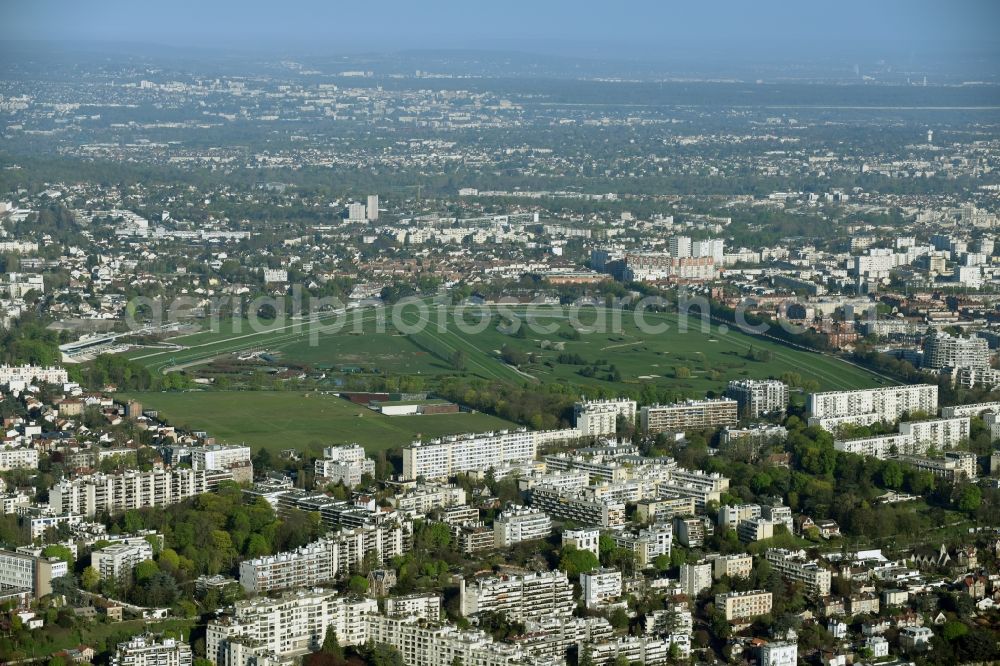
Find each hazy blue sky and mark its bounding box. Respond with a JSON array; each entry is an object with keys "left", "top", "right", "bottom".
[{"left": 3, "top": 0, "right": 998, "bottom": 62}]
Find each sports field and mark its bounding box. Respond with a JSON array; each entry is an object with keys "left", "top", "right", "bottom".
[{"left": 123, "top": 390, "right": 516, "bottom": 454}]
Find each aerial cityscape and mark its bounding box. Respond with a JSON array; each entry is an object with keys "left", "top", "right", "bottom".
[{"left": 1, "top": 1, "right": 999, "bottom": 665}]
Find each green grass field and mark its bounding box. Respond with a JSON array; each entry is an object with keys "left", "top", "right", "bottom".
[
  {"left": 396, "top": 306, "right": 891, "bottom": 395},
  {"left": 124, "top": 305, "right": 452, "bottom": 375},
  {"left": 124, "top": 391, "right": 516, "bottom": 454},
  {"left": 122, "top": 303, "right": 890, "bottom": 396}
]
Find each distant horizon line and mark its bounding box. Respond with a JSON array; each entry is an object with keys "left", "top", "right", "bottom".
[{"left": 1, "top": 36, "right": 997, "bottom": 60}]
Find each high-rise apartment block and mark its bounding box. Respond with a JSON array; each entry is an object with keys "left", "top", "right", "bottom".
[
  {"left": 92, "top": 541, "right": 154, "bottom": 582},
  {"left": 207, "top": 589, "right": 376, "bottom": 665},
  {"left": 764, "top": 549, "right": 832, "bottom": 596},
  {"left": 314, "top": 444, "right": 375, "bottom": 487},
  {"left": 573, "top": 398, "right": 637, "bottom": 437},
  {"left": 239, "top": 523, "right": 407, "bottom": 594},
  {"left": 494, "top": 505, "right": 552, "bottom": 548},
  {"left": 725, "top": 379, "right": 789, "bottom": 418},
  {"left": 529, "top": 486, "right": 626, "bottom": 528},
  {"left": 679, "top": 561, "right": 712, "bottom": 597},
  {"left": 581, "top": 568, "right": 623, "bottom": 608},
  {"left": 669, "top": 236, "right": 692, "bottom": 259},
  {"left": 807, "top": 385, "right": 938, "bottom": 429},
  {"left": 48, "top": 469, "right": 211, "bottom": 517},
  {"left": 923, "top": 333, "right": 990, "bottom": 370},
  {"left": 402, "top": 429, "right": 536, "bottom": 480},
  {"left": 460, "top": 570, "right": 574, "bottom": 622},
  {"left": 191, "top": 445, "right": 251, "bottom": 472},
  {"left": 715, "top": 590, "right": 773, "bottom": 621},
  {"left": 641, "top": 399, "right": 738, "bottom": 434},
  {"left": 0, "top": 365, "right": 69, "bottom": 386}
]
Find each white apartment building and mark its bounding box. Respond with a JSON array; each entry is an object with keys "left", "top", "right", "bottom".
[
  {"left": 28, "top": 514, "right": 83, "bottom": 540},
  {"left": 660, "top": 469, "right": 730, "bottom": 510},
  {"left": 460, "top": 570, "right": 574, "bottom": 622},
  {"left": 718, "top": 503, "right": 761, "bottom": 530},
  {"left": 835, "top": 417, "right": 970, "bottom": 460},
  {"left": 92, "top": 541, "right": 154, "bottom": 582},
  {"left": 239, "top": 522, "right": 407, "bottom": 594},
  {"left": 530, "top": 486, "right": 626, "bottom": 528},
  {"left": 899, "top": 417, "right": 970, "bottom": 449},
  {"left": 834, "top": 433, "right": 916, "bottom": 459},
  {"left": 941, "top": 401, "right": 1000, "bottom": 418},
  {"left": 262, "top": 268, "right": 287, "bottom": 283},
  {"left": 313, "top": 444, "right": 375, "bottom": 487},
  {"left": 0, "top": 447, "right": 39, "bottom": 471},
  {"left": 112, "top": 635, "right": 192, "bottom": 666},
  {"left": 808, "top": 412, "right": 880, "bottom": 432},
  {"left": 581, "top": 568, "right": 623, "bottom": 609},
  {"left": 923, "top": 333, "right": 990, "bottom": 370},
  {"left": 517, "top": 616, "right": 614, "bottom": 663},
  {"left": 679, "top": 562, "right": 712, "bottom": 598},
  {"left": 347, "top": 203, "right": 367, "bottom": 222},
  {"left": 715, "top": 590, "right": 773, "bottom": 621},
  {"left": 402, "top": 429, "right": 536, "bottom": 480},
  {"left": 853, "top": 249, "right": 896, "bottom": 279},
  {"left": 692, "top": 238, "right": 725, "bottom": 262},
  {"left": 711, "top": 553, "right": 753, "bottom": 580},
  {"left": 207, "top": 589, "right": 377, "bottom": 666},
  {"left": 758, "top": 641, "right": 798, "bottom": 666},
  {"left": 542, "top": 454, "right": 632, "bottom": 484},
  {"left": 585, "top": 478, "right": 659, "bottom": 505},
  {"left": 896, "top": 451, "right": 977, "bottom": 481},
  {"left": 0, "top": 549, "right": 67, "bottom": 598},
  {"left": 669, "top": 235, "right": 692, "bottom": 258},
  {"left": 899, "top": 626, "right": 934, "bottom": 652},
  {"left": 645, "top": 604, "right": 693, "bottom": 638},
  {"left": 672, "top": 517, "right": 706, "bottom": 548},
  {"left": 385, "top": 593, "right": 441, "bottom": 621},
  {"left": 0, "top": 491, "right": 30, "bottom": 514},
  {"left": 611, "top": 524, "right": 672, "bottom": 567},
  {"left": 867, "top": 636, "right": 890, "bottom": 659},
  {"left": 518, "top": 469, "right": 591, "bottom": 492},
  {"left": 573, "top": 398, "right": 637, "bottom": 437},
  {"left": 590, "top": 635, "right": 684, "bottom": 665},
  {"left": 641, "top": 399, "right": 738, "bottom": 434},
  {"left": 562, "top": 528, "right": 600, "bottom": 558},
  {"left": 762, "top": 504, "right": 794, "bottom": 534},
  {"left": 191, "top": 445, "right": 251, "bottom": 472},
  {"left": 0, "top": 364, "right": 68, "bottom": 386},
  {"left": 389, "top": 484, "right": 466, "bottom": 515},
  {"left": 366, "top": 615, "right": 542, "bottom": 666},
  {"left": 720, "top": 423, "right": 788, "bottom": 447},
  {"left": 725, "top": 379, "right": 789, "bottom": 418},
  {"left": 494, "top": 505, "right": 552, "bottom": 547},
  {"left": 314, "top": 457, "right": 375, "bottom": 487},
  {"left": 48, "top": 469, "right": 209, "bottom": 517},
  {"left": 807, "top": 385, "right": 938, "bottom": 426},
  {"left": 636, "top": 496, "right": 696, "bottom": 524},
  {"left": 764, "top": 549, "right": 832, "bottom": 596},
  {"left": 737, "top": 518, "right": 776, "bottom": 543}
]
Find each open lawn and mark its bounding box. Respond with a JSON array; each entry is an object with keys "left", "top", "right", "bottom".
[
  {"left": 398, "top": 306, "right": 891, "bottom": 395},
  {"left": 120, "top": 304, "right": 891, "bottom": 396},
  {"left": 123, "top": 305, "right": 449, "bottom": 375},
  {"left": 123, "top": 391, "right": 516, "bottom": 454}
]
